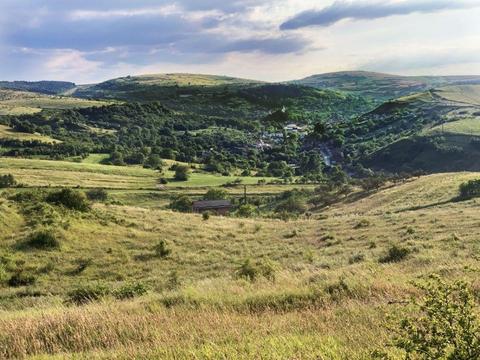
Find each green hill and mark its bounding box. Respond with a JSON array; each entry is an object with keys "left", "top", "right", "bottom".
[
  {"left": 72, "top": 73, "right": 263, "bottom": 101},
  {"left": 358, "top": 85, "right": 480, "bottom": 172},
  {"left": 292, "top": 71, "right": 480, "bottom": 103},
  {"left": 0, "top": 89, "right": 113, "bottom": 115}
]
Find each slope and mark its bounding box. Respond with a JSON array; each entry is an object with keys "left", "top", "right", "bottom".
[{"left": 292, "top": 71, "right": 480, "bottom": 103}]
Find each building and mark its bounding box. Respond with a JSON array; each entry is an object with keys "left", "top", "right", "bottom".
[{"left": 192, "top": 200, "right": 232, "bottom": 215}]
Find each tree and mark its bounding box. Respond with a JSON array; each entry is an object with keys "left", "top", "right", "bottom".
[
  {"left": 169, "top": 195, "right": 192, "bottom": 212},
  {"left": 203, "top": 188, "right": 228, "bottom": 200},
  {"left": 46, "top": 189, "right": 90, "bottom": 212},
  {"left": 144, "top": 154, "right": 164, "bottom": 170},
  {"left": 0, "top": 174, "right": 16, "bottom": 188},
  {"left": 174, "top": 165, "right": 190, "bottom": 181},
  {"left": 459, "top": 179, "right": 480, "bottom": 200}
]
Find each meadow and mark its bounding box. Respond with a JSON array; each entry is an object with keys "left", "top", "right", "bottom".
[
  {"left": 1, "top": 164, "right": 480, "bottom": 358},
  {"left": 0, "top": 89, "right": 113, "bottom": 115}
]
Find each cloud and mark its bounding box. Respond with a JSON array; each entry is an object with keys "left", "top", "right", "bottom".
[{"left": 281, "top": 0, "right": 480, "bottom": 30}]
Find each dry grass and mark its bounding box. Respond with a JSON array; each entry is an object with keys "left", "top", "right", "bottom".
[{"left": 1, "top": 171, "right": 480, "bottom": 358}]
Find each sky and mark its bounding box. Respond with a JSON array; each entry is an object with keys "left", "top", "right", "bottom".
[{"left": 0, "top": 0, "right": 479, "bottom": 83}]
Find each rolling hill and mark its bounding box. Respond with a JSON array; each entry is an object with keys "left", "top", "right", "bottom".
[
  {"left": 0, "top": 80, "right": 76, "bottom": 95},
  {"left": 358, "top": 85, "right": 480, "bottom": 172},
  {"left": 0, "top": 89, "right": 113, "bottom": 115},
  {"left": 292, "top": 71, "right": 480, "bottom": 103},
  {"left": 1, "top": 163, "right": 480, "bottom": 358}
]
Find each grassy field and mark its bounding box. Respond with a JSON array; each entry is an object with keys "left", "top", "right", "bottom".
[
  {"left": 0, "top": 125, "right": 61, "bottom": 143},
  {"left": 435, "top": 85, "right": 480, "bottom": 105},
  {"left": 1, "top": 168, "right": 480, "bottom": 358},
  {"left": 0, "top": 89, "right": 113, "bottom": 115},
  {"left": 427, "top": 117, "right": 480, "bottom": 136},
  {"left": 0, "top": 157, "right": 280, "bottom": 190}
]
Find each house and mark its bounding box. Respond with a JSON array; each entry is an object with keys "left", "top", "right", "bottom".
[{"left": 192, "top": 200, "right": 232, "bottom": 215}]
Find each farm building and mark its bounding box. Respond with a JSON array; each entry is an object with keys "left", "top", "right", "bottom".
[{"left": 192, "top": 200, "right": 232, "bottom": 215}]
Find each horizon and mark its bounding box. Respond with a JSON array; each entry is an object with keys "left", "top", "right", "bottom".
[
  {"left": 1, "top": 0, "right": 479, "bottom": 83},
  {"left": 5, "top": 69, "right": 480, "bottom": 85}
]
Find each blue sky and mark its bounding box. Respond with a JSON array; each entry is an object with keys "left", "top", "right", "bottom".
[{"left": 0, "top": 0, "right": 479, "bottom": 83}]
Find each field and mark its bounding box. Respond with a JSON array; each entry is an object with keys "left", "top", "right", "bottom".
[
  {"left": 0, "top": 157, "right": 280, "bottom": 190},
  {"left": 0, "top": 125, "right": 60, "bottom": 143},
  {"left": 435, "top": 85, "right": 480, "bottom": 105},
  {"left": 2, "top": 158, "right": 480, "bottom": 358},
  {"left": 0, "top": 89, "right": 113, "bottom": 115}
]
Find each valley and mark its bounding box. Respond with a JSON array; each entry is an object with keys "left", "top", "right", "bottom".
[{"left": 2, "top": 70, "right": 480, "bottom": 359}]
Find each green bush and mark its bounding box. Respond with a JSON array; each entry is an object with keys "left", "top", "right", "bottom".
[
  {"left": 174, "top": 165, "right": 190, "bottom": 181},
  {"left": 86, "top": 188, "right": 108, "bottom": 202},
  {"left": 376, "top": 276, "right": 480, "bottom": 359},
  {"left": 24, "top": 229, "right": 61, "bottom": 250},
  {"left": 169, "top": 195, "right": 192, "bottom": 212},
  {"left": 68, "top": 283, "right": 110, "bottom": 304},
  {"left": 202, "top": 211, "right": 211, "bottom": 221},
  {"left": 0, "top": 174, "right": 16, "bottom": 188},
  {"left": 154, "top": 240, "right": 171, "bottom": 258},
  {"left": 379, "top": 245, "right": 410, "bottom": 263},
  {"left": 236, "top": 259, "right": 258, "bottom": 281},
  {"left": 114, "top": 282, "right": 149, "bottom": 300},
  {"left": 46, "top": 189, "right": 90, "bottom": 211},
  {"left": 236, "top": 204, "right": 257, "bottom": 218},
  {"left": 203, "top": 188, "right": 228, "bottom": 200},
  {"left": 459, "top": 179, "right": 480, "bottom": 199}
]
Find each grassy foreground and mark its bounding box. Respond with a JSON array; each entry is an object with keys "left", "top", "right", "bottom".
[{"left": 1, "top": 171, "right": 480, "bottom": 358}]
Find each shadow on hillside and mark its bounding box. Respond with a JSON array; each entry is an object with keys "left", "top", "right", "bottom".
[{"left": 395, "top": 195, "right": 470, "bottom": 213}]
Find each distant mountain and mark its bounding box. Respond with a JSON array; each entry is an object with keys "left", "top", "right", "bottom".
[
  {"left": 291, "top": 71, "right": 480, "bottom": 103},
  {"left": 0, "top": 81, "right": 76, "bottom": 95}
]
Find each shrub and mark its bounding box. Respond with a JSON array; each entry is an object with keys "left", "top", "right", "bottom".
[
  {"left": 202, "top": 211, "right": 211, "bottom": 221},
  {"left": 236, "top": 259, "right": 258, "bottom": 281},
  {"left": 379, "top": 245, "right": 410, "bottom": 263},
  {"left": 46, "top": 189, "right": 90, "bottom": 211},
  {"left": 68, "top": 283, "right": 110, "bottom": 304},
  {"left": 86, "top": 188, "right": 108, "bottom": 202},
  {"left": 354, "top": 219, "right": 371, "bottom": 229},
  {"left": 0, "top": 174, "right": 16, "bottom": 188},
  {"left": 169, "top": 195, "right": 192, "bottom": 212},
  {"left": 24, "top": 229, "right": 61, "bottom": 250},
  {"left": 174, "top": 165, "right": 190, "bottom": 181},
  {"left": 377, "top": 276, "right": 480, "bottom": 359},
  {"left": 8, "top": 271, "right": 36, "bottom": 287},
  {"left": 114, "top": 282, "right": 149, "bottom": 300},
  {"left": 236, "top": 204, "right": 257, "bottom": 218},
  {"left": 154, "top": 240, "right": 171, "bottom": 258},
  {"left": 459, "top": 179, "right": 480, "bottom": 200},
  {"left": 203, "top": 188, "right": 228, "bottom": 200}
]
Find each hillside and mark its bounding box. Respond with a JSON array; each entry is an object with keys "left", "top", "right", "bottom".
[
  {"left": 342, "top": 85, "right": 480, "bottom": 172},
  {"left": 292, "top": 71, "right": 480, "bottom": 102},
  {"left": 1, "top": 165, "right": 480, "bottom": 358},
  {"left": 0, "top": 89, "right": 114, "bottom": 115},
  {"left": 0, "top": 80, "right": 76, "bottom": 95},
  {"left": 72, "top": 73, "right": 263, "bottom": 100}
]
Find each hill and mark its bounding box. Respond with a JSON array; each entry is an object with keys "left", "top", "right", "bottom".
[
  {"left": 72, "top": 73, "right": 263, "bottom": 100},
  {"left": 1, "top": 165, "right": 480, "bottom": 358},
  {"left": 0, "top": 89, "right": 113, "bottom": 115},
  {"left": 292, "top": 71, "right": 480, "bottom": 103},
  {"left": 358, "top": 85, "right": 480, "bottom": 172},
  {"left": 0, "top": 80, "right": 76, "bottom": 95}
]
